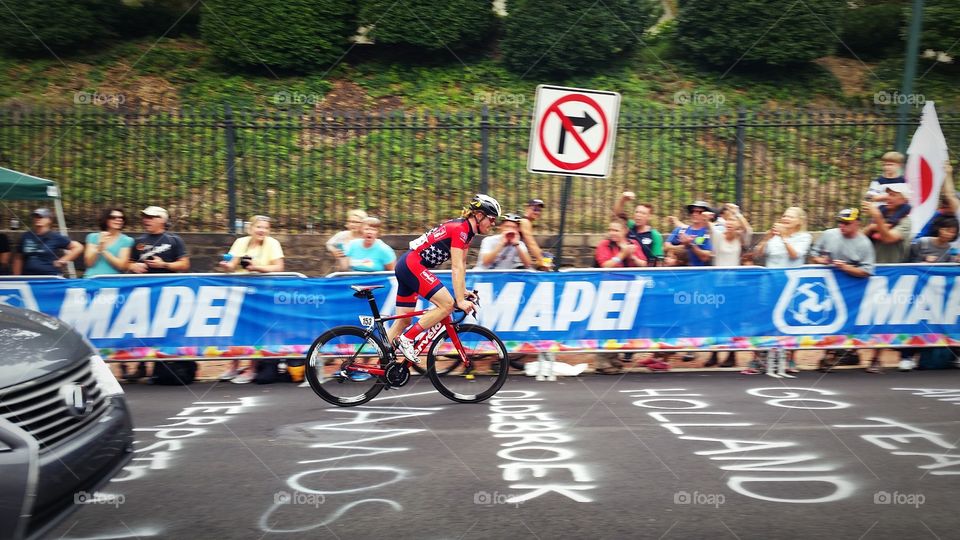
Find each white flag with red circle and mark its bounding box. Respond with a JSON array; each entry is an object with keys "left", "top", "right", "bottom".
[{"left": 905, "top": 101, "right": 950, "bottom": 238}]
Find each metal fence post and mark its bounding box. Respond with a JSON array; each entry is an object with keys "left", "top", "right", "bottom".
[
  {"left": 479, "top": 105, "right": 489, "bottom": 194},
  {"left": 734, "top": 108, "right": 746, "bottom": 208},
  {"left": 224, "top": 104, "right": 237, "bottom": 233}
]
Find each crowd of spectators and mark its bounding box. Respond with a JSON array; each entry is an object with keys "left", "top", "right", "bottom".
[{"left": 1, "top": 151, "right": 957, "bottom": 379}]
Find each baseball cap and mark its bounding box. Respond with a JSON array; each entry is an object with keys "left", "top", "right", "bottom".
[
  {"left": 30, "top": 208, "right": 52, "bottom": 219},
  {"left": 141, "top": 206, "right": 169, "bottom": 220},
  {"left": 686, "top": 200, "right": 712, "bottom": 213},
  {"left": 886, "top": 183, "right": 913, "bottom": 197},
  {"left": 526, "top": 199, "right": 545, "bottom": 208},
  {"left": 837, "top": 208, "right": 860, "bottom": 222}
]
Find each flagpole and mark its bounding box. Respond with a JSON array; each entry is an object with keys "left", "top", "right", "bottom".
[{"left": 896, "top": 0, "right": 925, "bottom": 152}]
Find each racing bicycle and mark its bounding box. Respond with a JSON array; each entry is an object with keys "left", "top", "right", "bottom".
[{"left": 304, "top": 285, "right": 509, "bottom": 406}]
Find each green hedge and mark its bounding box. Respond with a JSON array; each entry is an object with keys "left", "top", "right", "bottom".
[
  {"left": 838, "top": 2, "right": 904, "bottom": 60},
  {"left": 676, "top": 0, "right": 842, "bottom": 68},
  {"left": 501, "top": 0, "right": 657, "bottom": 77},
  {"left": 199, "top": 0, "right": 358, "bottom": 72},
  {"left": 0, "top": 0, "right": 120, "bottom": 56},
  {"left": 358, "top": 0, "right": 495, "bottom": 50}
]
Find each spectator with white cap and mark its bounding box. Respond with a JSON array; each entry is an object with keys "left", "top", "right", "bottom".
[
  {"left": 128, "top": 206, "right": 190, "bottom": 274},
  {"left": 12, "top": 207, "right": 82, "bottom": 276},
  {"left": 863, "top": 183, "right": 913, "bottom": 263}
]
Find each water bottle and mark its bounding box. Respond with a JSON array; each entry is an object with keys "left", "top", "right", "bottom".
[{"left": 222, "top": 253, "right": 234, "bottom": 262}]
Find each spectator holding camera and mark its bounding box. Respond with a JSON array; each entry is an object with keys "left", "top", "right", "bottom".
[
  {"left": 595, "top": 220, "right": 646, "bottom": 267},
  {"left": 753, "top": 207, "right": 811, "bottom": 268},
  {"left": 475, "top": 213, "right": 533, "bottom": 270},
  {"left": 343, "top": 217, "right": 395, "bottom": 272},
  {"left": 711, "top": 203, "right": 752, "bottom": 266},
  {"left": 613, "top": 192, "right": 664, "bottom": 265},
  {"left": 220, "top": 215, "right": 285, "bottom": 274},
  {"left": 83, "top": 207, "right": 133, "bottom": 276},
  {"left": 129, "top": 206, "right": 190, "bottom": 274}
]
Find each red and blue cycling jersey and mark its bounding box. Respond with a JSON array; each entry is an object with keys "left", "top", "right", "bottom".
[
  {"left": 395, "top": 218, "right": 476, "bottom": 307},
  {"left": 408, "top": 218, "right": 476, "bottom": 269}
]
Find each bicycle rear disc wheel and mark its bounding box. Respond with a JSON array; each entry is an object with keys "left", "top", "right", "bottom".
[
  {"left": 427, "top": 324, "right": 509, "bottom": 403},
  {"left": 305, "top": 326, "right": 388, "bottom": 407}
]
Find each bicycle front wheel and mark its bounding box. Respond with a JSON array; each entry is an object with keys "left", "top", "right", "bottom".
[
  {"left": 305, "top": 326, "right": 388, "bottom": 407},
  {"left": 426, "top": 324, "right": 509, "bottom": 403}
]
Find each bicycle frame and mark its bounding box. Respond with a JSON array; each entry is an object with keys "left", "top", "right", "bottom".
[{"left": 342, "top": 292, "right": 469, "bottom": 378}]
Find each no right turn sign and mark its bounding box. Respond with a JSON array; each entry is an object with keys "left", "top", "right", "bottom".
[{"left": 527, "top": 85, "right": 621, "bottom": 178}]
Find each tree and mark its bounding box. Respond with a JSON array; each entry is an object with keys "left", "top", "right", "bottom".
[
  {"left": 199, "top": 0, "right": 358, "bottom": 72},
  {"left": 358, "top": 0, "right": 495, "bottom": 51},
  {"left": 676, "top": 0, "right": 842, "bottom": 68},
  {"left": 0, "top": 0, "right": 119, "bottom": 56},
  {"left": 915, "top": 0, "right": 960, "bottom": 64},
  {"left": 501, "top": 0, "right": 657, "bottom": 77},
  {"left": 838, "top": 2, "right": 905, "bottom": 60}
]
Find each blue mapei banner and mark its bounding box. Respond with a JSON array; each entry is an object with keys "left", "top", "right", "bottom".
[{"left": 0, "top": 265, "right": 958, "bottom": 358}]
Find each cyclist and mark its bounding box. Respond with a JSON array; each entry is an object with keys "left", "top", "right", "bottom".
[{"left": 386, "top": 194, "right": 501, "bottom": 362}]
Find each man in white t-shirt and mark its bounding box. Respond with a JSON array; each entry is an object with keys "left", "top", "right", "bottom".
[{"left": 474, "top": 213, "right": 533, "bottom": 270}]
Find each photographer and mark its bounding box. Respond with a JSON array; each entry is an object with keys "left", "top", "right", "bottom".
[
  {"left": 810, "top": 208, "right": 875, "bottom": 278},
  {"left": 475, "top": 213, "right": 534, "bottom": 270},
  {"left": 219, "top": 215, "right": 285, "bottom": 274},
  {"left": 128, "top": 206, "right": 190, "bottom": 274}
]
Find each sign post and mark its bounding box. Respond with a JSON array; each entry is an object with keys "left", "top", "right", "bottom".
[{"left": 528, "top": 85, "right": 621, "bottom": 267}]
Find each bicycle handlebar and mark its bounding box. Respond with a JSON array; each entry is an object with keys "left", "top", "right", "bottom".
[{"left": 451, "top": 289, "right": 480, "bottom": 324}]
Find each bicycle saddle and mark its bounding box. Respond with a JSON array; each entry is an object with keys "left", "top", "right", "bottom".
[{"left": 351, "top": 285, "right": 384, "bottom": 298}]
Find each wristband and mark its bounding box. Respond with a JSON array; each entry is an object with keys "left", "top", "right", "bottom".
[{"left": 611, "top": 256, "right": 621, "bottom": 264}]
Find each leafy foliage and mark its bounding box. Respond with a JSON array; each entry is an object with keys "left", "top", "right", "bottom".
[
  {"left": 199, "top": 0, "right": 358, "bottom": 72},
  {"left": 0, "top": 0, "right": 121, "bottom": 56},
  {"left": 676, "top": 0, "right": 842, "bottom": 68},
  {"left": 501, "top": 0, "right": 657, "bottom": 77},
  {"left": 916, "top": 0, "right": 960, "bottom": 60},
  {"left": 358, "top": 0, "right": 496, "bottom": 51},
  {"left": 838, "top": 2, "right": 905, "bottom": 60}
]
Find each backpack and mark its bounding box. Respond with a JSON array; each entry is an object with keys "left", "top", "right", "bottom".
[{"left": 151, "top": 361, "right": 198, "bottom": 385}]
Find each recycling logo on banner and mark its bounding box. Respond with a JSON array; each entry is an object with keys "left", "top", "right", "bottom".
[{"left": 527, "top": 85, "right": 621, "bottom": 178}]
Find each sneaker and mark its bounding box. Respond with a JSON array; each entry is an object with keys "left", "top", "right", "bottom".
[
  {"left": 232, "top": 372, "right": 254, "bottom": 384},
  {"left": 866, "top": 360, "right": 882, "bottom": 374},
  {"left": 740, "top": 368, "right": 760, "bottom": 375},
  {"left": 898, "top": 358, "right": 914, "bottom": 372},
  {"left": 536, "top": 373, "right": 546, "bottom": 381},
  {"left": 218, "top": 368, "right": 239, "bottom": 381},
  {"left": 298, "top": 381, "right": 311, "bottom": 388},
  {"left": 546, "top": 374, "right": 557, "bottom": 381},
  {"left": 394, "top": 336, "right": 419, "bottom": 363}
]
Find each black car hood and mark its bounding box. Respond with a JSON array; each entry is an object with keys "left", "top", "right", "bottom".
[{"left": 0, "top": 305, "right": 92, "bottom": 391}]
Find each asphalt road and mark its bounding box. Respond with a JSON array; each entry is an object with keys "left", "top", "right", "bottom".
[{"left": 50, "top": 370, "right": 960, "bottom": 540}]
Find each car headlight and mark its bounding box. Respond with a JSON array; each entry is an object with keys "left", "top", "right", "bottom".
[{"left": 89, "top": 354, "right": 124, "bottom": 396}]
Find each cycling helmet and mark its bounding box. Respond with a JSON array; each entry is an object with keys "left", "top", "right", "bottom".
[
  {"left": 501, "top": 212, "right": 522, "bottom": 223},
  {"left": 470, "top": 194, "right": 502, "bottom": 218}
]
